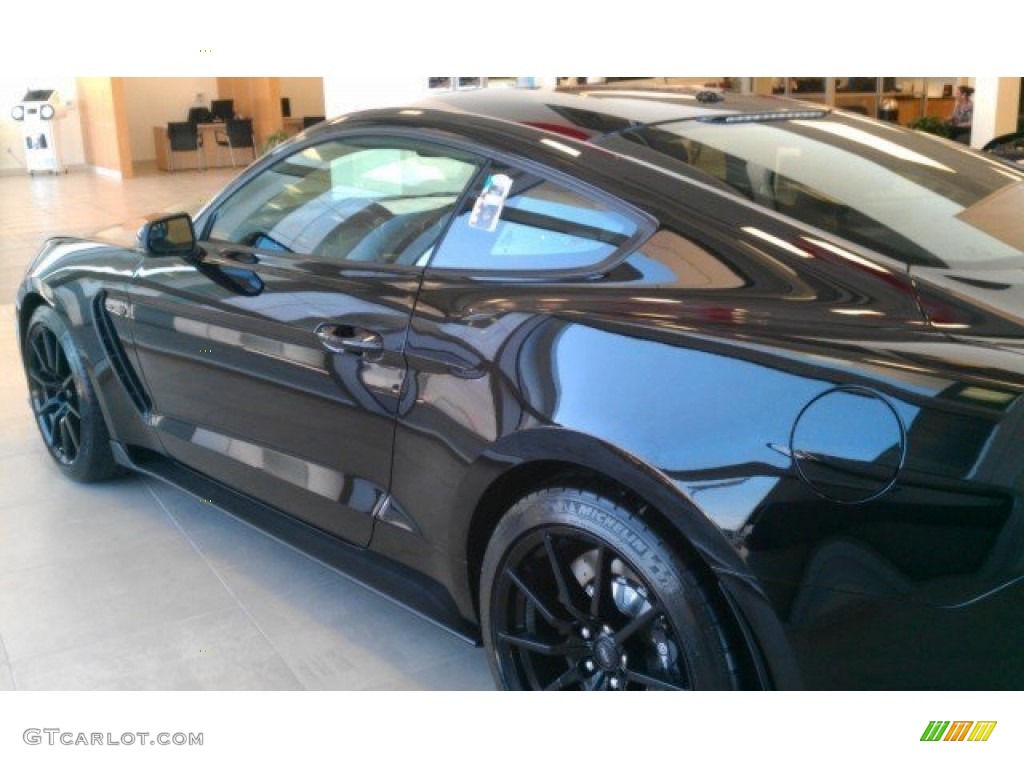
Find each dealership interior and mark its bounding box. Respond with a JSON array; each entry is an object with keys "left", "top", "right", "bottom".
[{"left": 0, "top": 75, "right": 1022, "bottom": 691}]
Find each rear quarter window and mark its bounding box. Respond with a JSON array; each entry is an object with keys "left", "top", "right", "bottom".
[{"left": 428, "top": 163, "right": 638, "bottom": 272}]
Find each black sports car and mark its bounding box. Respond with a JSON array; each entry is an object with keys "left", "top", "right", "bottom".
[{"left": 16, "top": 87, "right": 1024, "bottom": 690}]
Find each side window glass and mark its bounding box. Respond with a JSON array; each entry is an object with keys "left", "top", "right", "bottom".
[
  {"left": 428, "top": 164, "right": 638, "bottom": 271},
  {"left": 207, "top": 138, "right": 481, "bottom": 266}
]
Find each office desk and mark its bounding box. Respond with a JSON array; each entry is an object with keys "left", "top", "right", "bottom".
[{"left": 154, "top": 123, "right": 256, "bottom": 171}]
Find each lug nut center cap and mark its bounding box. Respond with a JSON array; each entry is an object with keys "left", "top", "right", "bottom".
[{"left": 593, "top": 636, "right": 619, "bottom": 671}]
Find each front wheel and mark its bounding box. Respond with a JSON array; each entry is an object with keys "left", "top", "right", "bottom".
[
  {"left": 481, "top": 486, "right": 740, "bottom": 690},
  {"left": 23, "top": 305, "right": 121, "bottom": 482}
]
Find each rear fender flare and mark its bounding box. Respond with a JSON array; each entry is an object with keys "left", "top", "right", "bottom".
[{"left": 447, "top": 426, "right": 802, "bottom": 689}]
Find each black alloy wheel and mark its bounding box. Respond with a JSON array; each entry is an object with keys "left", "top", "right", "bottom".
[
  {"left": 26, "top": 320, "right": 81, "bottom": 465},
  {"left": 23, "top": 305, "right": 121, "bottom": 482},
  {"left": 481, "top": 486, "right": 739, "bottom": 691}
]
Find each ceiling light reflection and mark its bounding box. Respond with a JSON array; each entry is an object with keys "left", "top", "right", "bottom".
[
  {"left": 794, "top": 120, "right": 955, "bottom": 172},
  {"left": 802, "top": 236, "right": 891, "bottom": 274},
  {"left": 741, "top": 226, "right": 813, "bottom": 258},
  {"left": 539, "top": 138, "right": 581, "bottom": 157}
]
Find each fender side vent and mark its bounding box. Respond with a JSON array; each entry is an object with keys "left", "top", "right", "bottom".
[{"left": 93, "top": 292, "right": 152, "bottom": 413}]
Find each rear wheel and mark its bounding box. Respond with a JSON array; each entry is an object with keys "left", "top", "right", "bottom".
[
  {"left": 23, "top": 305, "right": 121, "bottom": 482},
  {"left": 481, "top": 486, "right": 739, "bottom": 690}
]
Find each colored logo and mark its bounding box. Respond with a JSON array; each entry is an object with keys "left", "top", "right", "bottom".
[{"left": 921, "top": 721, "right": 997, "bottom": 742}]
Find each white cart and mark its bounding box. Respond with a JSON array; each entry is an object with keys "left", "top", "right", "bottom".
[{"left": 11, "top": 89, "right": 67, "bottom": 175}]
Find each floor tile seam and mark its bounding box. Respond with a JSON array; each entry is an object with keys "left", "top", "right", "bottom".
[
  {"left": 4, "top": 603, "right": 256, "bottom": 673},
  {"left": 145, "top": 480, "right": 474, "bottom": 649},
  {"left": 143, "top": 480, "right": 350, "bottom": 585},
  {"left": 145, "top": 482, "right": 307, "bottom": 690},
  {"left": 0, "top": 495, "right": 188, "bottom": 574}
]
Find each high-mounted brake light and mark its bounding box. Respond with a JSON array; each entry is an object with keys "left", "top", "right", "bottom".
[{"left": 700, "top": 110, "right": 828, "bottom": 124}]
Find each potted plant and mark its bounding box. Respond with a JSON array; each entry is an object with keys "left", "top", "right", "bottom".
[
  {"left": 907, "top": 116, "right": 952, "bottom": 139},
  {"left": 261, "top": 129, "right": 291, "bottom": 155}
]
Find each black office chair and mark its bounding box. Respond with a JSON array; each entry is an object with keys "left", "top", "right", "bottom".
[
  {"left": 214, "top": 118, "right": 256, "bottom": 167},
  {"left": 166, "top": 121, "right": 203, "bottom": 171},
  {"left": 303, "top": 115, "right": 325, "bottom": 129}
]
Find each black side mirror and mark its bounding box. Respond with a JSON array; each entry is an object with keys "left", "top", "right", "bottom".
[{"left": 138, "top": 212, "right": 197, "bottom": 258}]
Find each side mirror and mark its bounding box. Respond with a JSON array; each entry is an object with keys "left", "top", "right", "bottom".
[{"left": 138, "top": 212, "right": 197, "bottom": 258}]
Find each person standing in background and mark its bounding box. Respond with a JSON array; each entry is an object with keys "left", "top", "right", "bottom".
[{"left": 948, "top": 85, "right": 974, "bottom": 143}]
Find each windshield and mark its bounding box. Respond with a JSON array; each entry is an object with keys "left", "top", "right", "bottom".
[{"left": 610, "top": 114, "right": 1024, "bottom": 269}]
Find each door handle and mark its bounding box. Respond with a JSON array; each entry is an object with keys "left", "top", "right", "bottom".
[{"left": 315, "top": 323, "right": 384, "bottom": 355}]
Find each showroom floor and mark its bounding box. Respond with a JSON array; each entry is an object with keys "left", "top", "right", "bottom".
[{"left": 0, "top": 167, "right": 492, "bottom": 690}]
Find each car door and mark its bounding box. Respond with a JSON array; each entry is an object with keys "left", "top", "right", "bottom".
[{"left": 129, "top": 134, "right": 484, "bottom": 546}]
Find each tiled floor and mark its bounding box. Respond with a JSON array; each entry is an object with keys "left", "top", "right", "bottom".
[{"left": 0, "top": 167, "right": 493, "bottom": 690}]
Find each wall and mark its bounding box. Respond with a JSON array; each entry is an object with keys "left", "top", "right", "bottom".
[
  {"left": 972, "top": 77, "right": 1022, "bottom": 149},
  {"left": 76, "top": 77, "right": 132, "bottom": 178},
  {"left": 279, "top": 78, "right": 325, "bottom": 120},
  {"left": 122, "top": 77, "right": 219, "bottom": 163},
  {"left": 893, "top": 77, "right": 961, "bottom": 98},
  {"left": 0, "top": 78, "right": 85, "bottom": 173},
  {"left": 216, "top": 77, "right": 282, "bottom": 146}
]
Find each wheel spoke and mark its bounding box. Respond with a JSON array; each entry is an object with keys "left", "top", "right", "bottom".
[
  {"left": 613, "top": 605, "right": 663, "bottom": 645},
  {"left": 37, "top": 395, "right": 62, "bottom": 414},
  {"left": 52, "top": 335, "right": 64, "bottom": 375},
  {"left": 590, "top": 545, "right": 608, "bottom": 618},
  {"left": 504, "top": 567, "right": 571, "bottom": 632},
  {"left": 27, "top": 369, "right": 52, "bottom": 387},
  {"left": 38, "top": 411, "right": 55, "bottom": 442},
  {"left": 30, "top": 336, "right": 51, "bottom": 375},
  {"left": 64, "top": 413, "right": 80, "bottom": 453},
  {"left": 623, "top": 668, "right": 689, "bottom": 691},
  {"left": 57, "top": 414, "right": 72, "bottom": 457},
  {"left": 544, "top": 666, "right": 583, "bottom": 691},
  {"left": 56, "top": 351, "right": 69, "bottom": 380},
  {"left": 542, "top": 534, "right": 590, "bottom": 622},
  {"left": 497, "top": 631, "right": 585, "bottom": 657},
  {"left": 42, "top": 330, "right": 57, "bottom": 373}
]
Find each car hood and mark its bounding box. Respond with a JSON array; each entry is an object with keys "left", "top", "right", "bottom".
[
  {"left": 89, "top": 218, "right": 147, "bottom": 250},
  {"left": 83, "top": 198, "right": 210, "bottom": 251},
  {"left": 911, "top": 262, "right": 1024, "bottom": 353}
]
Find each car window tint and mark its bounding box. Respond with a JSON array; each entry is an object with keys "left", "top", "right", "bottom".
[
  {"left": 428, "top": 164, "right": 637, "bottom": 271},
  {"left": 208, "top": 138, "right": 481, "bottom": 265}
]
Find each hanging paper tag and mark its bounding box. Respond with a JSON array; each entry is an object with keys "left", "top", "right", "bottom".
[{"left": 468, "top": 173, "right": 513, "bottom": 232}]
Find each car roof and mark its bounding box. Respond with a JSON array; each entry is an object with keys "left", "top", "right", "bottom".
[
  {"left": 296, "top": 87, "right": 828, "bottom": 235},
  {"left": 414, "top": 86, "right": 825, "bottom": 141}
]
